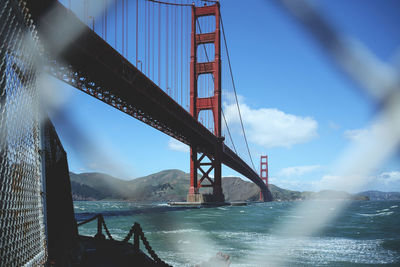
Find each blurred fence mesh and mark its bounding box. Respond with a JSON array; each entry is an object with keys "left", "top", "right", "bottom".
[
  {"left": 0, "top": 0, "right": 398, "bottom": 266},
  {"left": 0, "top": 0, "right": 47, "bottom": 265}
]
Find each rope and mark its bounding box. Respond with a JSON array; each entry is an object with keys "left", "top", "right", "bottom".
[{"left": 220, "top": 13, "right": 256, "bottom": 171}]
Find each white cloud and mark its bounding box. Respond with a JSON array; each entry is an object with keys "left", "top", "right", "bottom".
[
  {"left": 344, "top": 122, "right": 384, "bottom": 143},
  {"left": 269, "top": 170, "right": 400, "bottom": 192},
  {"left": 377, "top": 171, "right": 400, "bottom": 184},
  {"left": 314, "top": 174, "right": 346, "bottom": 191},
  {"left": 344, "top": 128, "right": 370, "bottom": 142},
  {"left": 224, "top": 97, "right": 318, "bottom": 148},
  {"left": 279, "top": 165, "right": 321, "bottom": 177},
  {"left": 310, "top": 171, "right": 400, "bottom": 192},
  {"left": 168, "top": 138, "right": 189, "bottom": 153}
]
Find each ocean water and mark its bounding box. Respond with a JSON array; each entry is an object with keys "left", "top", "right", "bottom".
[{"left": 74, "top": 200, "right": 400, "bottom": 266}]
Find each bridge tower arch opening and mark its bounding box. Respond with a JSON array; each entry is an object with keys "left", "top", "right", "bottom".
[{"left": 188, "top": 3, "right": 224, "bottom": 203}]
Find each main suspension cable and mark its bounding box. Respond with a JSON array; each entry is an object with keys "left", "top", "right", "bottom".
[
  {"left": 146, "top": 0, "right": 192, "bottom": 7},
  {"left": 220, "top": 13, "right": 256, "bottom": 171}
]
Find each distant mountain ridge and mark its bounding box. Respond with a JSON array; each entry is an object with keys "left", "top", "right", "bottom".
[
  {"left": 356, "top": 191, "right": 400, "bottom": 201},
  {"left": 70, "top": 170, "right": 371, "bottom": 202}
]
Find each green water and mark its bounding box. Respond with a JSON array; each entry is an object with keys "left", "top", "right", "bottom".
[{"left": 74, "top": 200, "right": 400, "bottom": 266}]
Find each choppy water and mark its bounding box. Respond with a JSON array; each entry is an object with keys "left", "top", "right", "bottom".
[{"left": 74, "top": 201, "right": 400, "bottom": 266}]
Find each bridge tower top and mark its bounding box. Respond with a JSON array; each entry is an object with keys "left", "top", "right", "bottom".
[{"left": 189, "top": 3, "right": 221, "bottom": 137}]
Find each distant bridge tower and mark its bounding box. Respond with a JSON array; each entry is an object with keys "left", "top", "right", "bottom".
[
  {"left": 260, "top": 155, "right": 268, "bottom": 201},
  {"left": 187, "top": 3, "right": 224, "bottom": 203}
]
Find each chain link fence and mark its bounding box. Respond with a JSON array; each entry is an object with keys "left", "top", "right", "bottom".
[{"left": 0, "top": 0, "right": 47, "bottom": 265}]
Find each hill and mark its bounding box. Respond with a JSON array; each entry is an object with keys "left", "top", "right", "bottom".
[
  {"left": 356, "top": 191, "right": 400, "bottom": 201},
  {"left": 70, "top": 170, "right": 189, "bottom": 202},
  {"left": 69, "top": 170, "right": 370, "bottom": 202}
]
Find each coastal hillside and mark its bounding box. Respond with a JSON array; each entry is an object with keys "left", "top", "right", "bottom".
[
  {"left": 356, "top": 191, "right": 400, "bottom": 201},
  {"left": 70, "top": 170, "right": 369, "bottom": 202},
  {"left": 70, "top": 170, "right": 189, "bottom": 202}
]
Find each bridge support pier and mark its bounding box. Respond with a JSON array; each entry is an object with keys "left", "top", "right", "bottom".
[{"left": 187, "top": 141, "right": 225, "bottom": 203}]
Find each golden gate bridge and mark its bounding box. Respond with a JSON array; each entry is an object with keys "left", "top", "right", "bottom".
[{"left": 28, "top": 0, "right": 271, "bottom": 202}]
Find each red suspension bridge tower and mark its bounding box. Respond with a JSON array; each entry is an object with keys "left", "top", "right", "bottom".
[
  {"left": 187, "top": 3, "right": 225, "bottom": 203},
  {"left": 259, "top": 155, "right": 269, "bottom": 201}
]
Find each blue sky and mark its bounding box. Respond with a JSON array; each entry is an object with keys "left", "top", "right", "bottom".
[{"left": 52, "top": 0, "right": 400, "bottom": 192}]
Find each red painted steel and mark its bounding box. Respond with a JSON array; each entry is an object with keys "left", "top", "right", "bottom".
[
  {"left": 189, "top": 3, "right": 224, "bottom": 201},
  {"left": 259, "top": 155, "right": 269, "bottom": 201}
]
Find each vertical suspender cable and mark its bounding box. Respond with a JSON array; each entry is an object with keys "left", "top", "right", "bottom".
[
  {"left": 206, "top": 17, "right": 209, "bottom": 130},
  {"left": 115, "top": 0, "right": 117, "bottom": 48},
  {"left": 146, "top": 0, "right": 148, "bottom": 75},
  {"left": 175, "top": 6, "right": 178, "bottom": 101},
  {"left": 171, "top": 6, "right": 174, "bottom": 98},
  {"left": 152, "top": 2, "right": 155, "bottom": 80},
  {"left": 169, "top": 5, "right": 172, "bottom": 96},
  {"left": 126, "top": 0, "right": 128, "bottom": 59},
  {"left": 158, "top": 3, "right": 161, "bottom": 86},
  {"left": 104, "top": 0, "right": 107, "bottom": 41},
  {"left": 173, "top": 6, "right": 175, "bottom": 98},
  {"left": 171, "top": 6, "right": 174, "bottom": 99},
  {"left": 187, "top": 2, "right": 190, "bottom": 110},
  {"left": 136, "top": 0, "right": 138, "bottom": 66},
  {"left": 148, "top": 1, "right": 150, "bottom": 76},
  {"left": 184, "top": 2, "right": 187, "bottom": 109},
  {"left": 180, "top": 4, "right": 183, "bottom": 106},
  {"left": 122, "top": 0, "right": 124, "bottom": 56},
  {"left": 145, "top": 0, "right": 147, "bottom": 74},
  {"left": 166, "top": 5, "right": 169, "bottom": 93},
  {"left": 102, "top": 1, "right": 104, "bottom": 38}
]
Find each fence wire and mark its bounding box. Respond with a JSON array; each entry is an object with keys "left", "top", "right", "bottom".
[
  {"left": 244, "top": 1, "right": 400, "bottom": 266},
  {"left": 0, "top": 0, "right": 47, "bottom": 266}
]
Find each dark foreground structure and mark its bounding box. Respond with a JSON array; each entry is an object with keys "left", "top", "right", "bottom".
[{"left": 44, "top": 121, "right": 169, "bottom": 266}]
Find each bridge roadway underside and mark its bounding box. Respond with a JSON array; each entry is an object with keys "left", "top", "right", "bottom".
[{"left": 27, "top": 0, "right": 270, "bottom": 201}]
